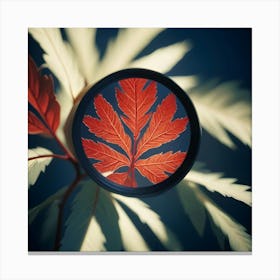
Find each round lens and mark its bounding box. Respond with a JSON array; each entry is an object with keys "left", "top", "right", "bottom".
[{"left": 72, "top": 69, "right": 200, "bottom": 197}]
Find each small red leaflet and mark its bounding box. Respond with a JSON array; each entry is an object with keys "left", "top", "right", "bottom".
[
  {"left": 82, "top": 78, "right": 188, "bottom": 187},
  {"left": 135, "top": 151, "right": 187, "bottom": 184},
  {"left": 28, "top": 111, "right": 50, "bottom": 135},
  {"left": 116, "top": 78, "right": 157, "bottom": 139},
  {"left": 135, "top": 94, "right": 188, "bottom": 159},
  {"left": 83, "top": 95, "right": 131, "bottom": 157},
  {"left": 82, "top": 138, "right": 129, "bottom": 173},
  {"left": 28, "top": 56, "right": 60, "bottom": 136}
]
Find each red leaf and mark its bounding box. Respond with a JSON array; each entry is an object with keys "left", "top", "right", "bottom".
[
  {"left": 135, "top": 94, "right": 188, "bottom": 159},
  {"left": 135, "top": 151, "right": 186, "bottom": 184},
  {"left": 28, "top": 111, "right": 49, "bottom": 135},
  {"left": 116, "top": 78, "right": 157, "bottom": 139},
  {"left": 82, "top": 138, "right": 130, "bottom": 173},
  {"left": 83, "top": 95, "right": 132, "bottom": 157},
  {"left": 107, "top": 172, "right": 136, "bottom": 187},
  {"left": 82, "top": 84, "right": 189, "bottom": 188},
  {"left": 28, "top": 56, "right": 60, "bottom": 134}
]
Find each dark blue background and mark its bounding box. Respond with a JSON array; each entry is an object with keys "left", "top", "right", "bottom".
[{"left": 29, "top": 28, "right": 251, "bottom": 251}]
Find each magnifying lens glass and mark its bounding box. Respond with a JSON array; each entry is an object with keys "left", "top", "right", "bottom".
[{"left": 72, "top": 69, "right": 200, "bottom": 197}]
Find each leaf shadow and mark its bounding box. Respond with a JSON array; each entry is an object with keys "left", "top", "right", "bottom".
[
  {"left": 95, "top": 191, "right": 122, "bottom": 251},
  {"left": 118, "top": 201, "right": 165, "bottom": 251}
]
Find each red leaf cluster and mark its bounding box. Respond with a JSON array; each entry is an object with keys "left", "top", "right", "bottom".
[
  {"left": 28, "top": 56, "right": 60, "bottom": 136},
  {"left": 82, "top": 78, "right": 189, "bottom": 187}
]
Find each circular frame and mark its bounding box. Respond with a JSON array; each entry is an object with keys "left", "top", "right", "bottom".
[{"left": 72, "top": 68, "right": 201, "bottom": 197}]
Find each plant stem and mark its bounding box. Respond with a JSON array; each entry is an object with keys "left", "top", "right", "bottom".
[
  {"left": 128, "top": 136, "right": 137, "bottom": 187},
  {"left": 28, "top": 154, "right": 69, "bottom": 161},
  {"left": 53, "top": 172, "right": 87, "bottom": 251},
  {"left": 51, "top": 129, "right": 84, "bottom": 251},
  {"left": 52, "top": 133, "right": 77, "bottom": 163},
  {"left": 31, "top": 111, "right": 83, "bottom": 250},
  {"left": 51, "top": 140, "right": 82, "bottom": 250},
  {"left": 132, "top": 139, "right": 137, "bottom": 187}
]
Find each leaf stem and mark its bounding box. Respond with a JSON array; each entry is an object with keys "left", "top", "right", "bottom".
[
  {"left": 28, "top": 154, "right": 69, "bottom": 161},
  {"left": 128, "top": 137, "right": 137, "bottom": 187},
  {"left": 52, "top": 133, "right": 77, "bottom": 163},
  {"left": 54, "top": 172, "right": 87, "bottom": 250},
  {"left": 51, "top": 138, "right": 84, "bottom": 250},
  {"left": 32, "top": 108, "right": 83, "bottom": 250}
]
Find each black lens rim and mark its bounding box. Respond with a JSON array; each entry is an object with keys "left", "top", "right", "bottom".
[{"left": 72, "top": 68, "right": 201, "bottom": 197}]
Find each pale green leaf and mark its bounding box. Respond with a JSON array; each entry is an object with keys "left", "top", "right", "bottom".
[
  {"left": 209, "top": 217, "right": 227, "bottom": 249},
  {"left": 204, "top": 200, "right": 251, "bottom": 251},
  {"left": 189, "top": 81, "right": 251, "bottom": 148},
  {"left": 170, "top": 75, "right": 199, "bottom": 91},
  {"left": 113, "top": 195, "right": 182, "bottom": 251},
  {"left": 28, "top": 147, "right": 53, "bottom": 187},
  {"left": 55, "top": 89, "right": 73, "bottom": 150},
  {"left": 177, "top": 181, "right": 206, "bottom": 237},
  {"left": 95, "top": 28, "right": 163, "bottom": 81},
  {"left": 60, "top": 180, "right": 101, "bottom": 251},
  {"left": 179, "top": 183, "right": 251, "bottom": 251},
  {"left": 66, "top": 28, "right": 99, "bottom": 84},
  {"left": 40, "top": 200, "right": 60, "bottom": 244},
  {"left": 29, "top": 28, "right": 85, "bottom": 100},
  {"left": 80, "top": 216, "right": 106, "bottom": 251},
  {"left": 61, "top": 181, "right": 122, "bottom": 251},
  {"left": 129, "top": 41, "right": 191, "bottom": 74},
  {"left": 82, "top": 188, "right": 122, "bottom": 251},
  {"left": 186, "top": 168, "right": 252, "bottom": 206},
  {"left": 29, "top": 187, "right": 67, "bottom": 250},
  {"left": 29, "top": 186, "right": 67, "bottom": 224},
  {"left": 112, "top": 198, "right": 149, "bottom": 251}
]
